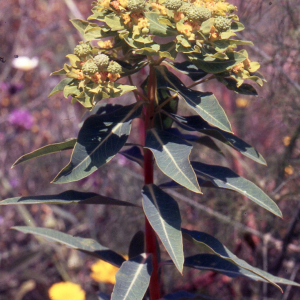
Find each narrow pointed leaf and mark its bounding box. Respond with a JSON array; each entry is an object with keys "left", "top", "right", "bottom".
[
  {"left": 192, "top": 162, "right": 281, "bottom": 217},
  {"left": 111, "top": 253, "right": 152, "bottom": 300},
  {"left": 13, "top": 226, "right": 125, "bottom": 267},
  {"left": 184, "top": 254, "right": 300, "bottom": 287},
  {"left": 165, "top": 61, "right": 207, "bottom": 81},
  {"left": 120, "top": 146, "right": 144, "bottom": 167},
  {"left": 53, "top": 103, "right": 143, "bottom": 183},
  {"left": 142, "top": 184, "right": 184, "bottom": 272},
  {"left": 145, "top": 128, "right": 201, "bottom": 193},
  {"left": 12, "top": 139, "right": 76, "bottom": 167},
  {"left": 182, "top": 229, "right": 284, "bottom": 291},
  {"left": 156, "top": 66, "right": 232, "bottom": 132},
  {"left": 48, "top": 78, "right": 73, "bottom": 97},
  {"left": 172, "top": 114, "right": 266, "bottom": 165},
  {"left": 70, "top": 18, "right": 90, "bottom": 35},
  {"left": 0, "top": 190, "right": 137, "bottom": 207},
  {"left": 128, "top": 231, "right": 145, "bottom": 259}
]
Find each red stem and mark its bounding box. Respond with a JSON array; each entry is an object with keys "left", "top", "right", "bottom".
[{"left": 142, "top": 65, "right": 160, "bottom": 300}]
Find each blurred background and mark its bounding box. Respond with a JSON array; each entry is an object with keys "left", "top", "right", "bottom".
[{"left": 0, "top": 0, "right": 299, "bottom": 299}]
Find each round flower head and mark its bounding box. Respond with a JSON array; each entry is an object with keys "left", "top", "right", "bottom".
[
  {"left": 179, "top": 2, "right": 192, "bottom": 14},
  {"left": 74, "top": 43, "right": 91, "bottom": 57},
  {"left": 185, "top": 6, "right": 211, "bottom": 22},
  {"left": 127, "top": 0, "right": 144, "bottom": 11},
  {"left": 94, "top": 54, "right": 110, "bottom": 70},
  {"left": 214, "top": 16, "right": 231, "bottom": 32},
  {"left": 107, "top": 61, "right": 122, "bottom": 74},
  {"left": 82, "top": 60, "right": 99, "bottom": 75},
  {"left": 165, "top": 0, "right": 182, "bottom": 11}
]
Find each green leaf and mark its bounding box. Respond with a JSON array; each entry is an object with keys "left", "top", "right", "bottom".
[
  {"left": 111, "top": 254, "right": 152, "bottom": 300},
  {"left": 53, "top": 103, "right": 143, "bottom": 183},
  {"left": 145, "top": 129, "right": 201, "bottom": 193},
  {"left": 188, "top": 51, "right": 246, "bottom": 74},
  {"left": 172, "top": 114, "right": 266, "bottom": 165},
  {"left": 70, "top": 19, "right": 90, "bottom": 35},
  {"left": 162, "top": 290, "right": 218, "bottom": 300},
  {"left": 165, "top": 61, "right": 207, "bottom": 81},
  {"left": 145, "top": 12, "right": 177, "bottom": 37},
  {"left": 182, "top": 229, "right": 284, "bottom": 291},
  {"left": 104, "top": 15, "right": 125, "bottom": 31},
  {"left": 220, "top": 77, "right": 258, "bottom": 96},
  {"left": 50, "top": 68, "right": 67, "bottom": 76},
  {"left": 192, "top": 162, "right": 281, "bottom": 217},
  {"left": 66, "top": 54, "right": 81, "bottom": 68},
  {"left": 142, "top": 184, "right": 184, "bottom": 272},
  {"left": 231, "top": 22, "right": 245, "bottom": 32},
  {"left": 12, "top": 139, "right": 76, "bottom": 167},
  {"left": 118, "top": 60, "right": 149, "bottom": 77},
  {"left": 184, "top": 254, "right": 300, "bottom": 288},
  {"left": 156, "top": 66, "right": 232, "bottom": 133},
  {"left": 128, "top": 231, "right": 145, "bottom": 259},
  {"left": 213, "top": 39, "right": 253, "bottom": 52},
  {"left": 48, "top": 78, "right": 73, "bottom": 97},
  {"left": 0, "top": 190, "right": 137, "bottom": 207},
  {"left": 13, "top": 226, "right": 125, "bottom": 267}
]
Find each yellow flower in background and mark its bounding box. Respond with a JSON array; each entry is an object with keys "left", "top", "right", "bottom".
[
  {"left": 285, "top": 165, "right": 294, "bottom": 176},
  {"left": 283, "top": 136, "right": 291, "bottom": 146},
  {"left": 236, "top": 98, "right": 249, "bottom": 108},
  {"left": 90, "top": 260, "right": 119, "bottom": 284},
  {"left": 48, "top": 282, "right": 85, "bottom": 300}
]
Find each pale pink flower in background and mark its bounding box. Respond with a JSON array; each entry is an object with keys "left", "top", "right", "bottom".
[
  {"left": 12, "top": 56, "right": 39, "bottom": 71},
  {"left": 8, "top": 109, "right": 34, "bottom": 130}
]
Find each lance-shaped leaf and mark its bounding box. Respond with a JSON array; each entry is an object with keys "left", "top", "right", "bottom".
[
  {"left": 145, "top": 129, "right": 201, "bottom": 193},
  {"left": 164, "top": 61, "right": 208, "bottom": 81},
  {"left": 12, "top": 139, "right": 76, "bottom": 167},
  {"left": 171, "top": 114, "right": 266, "bottom": 165},
  {"left": 49, "top": 78, "right": 73, "bottom": 97},
  {"left": 219, "top": 77, "right": 258, "bottom": 96},
  {"left": 188, "top": 51, "right": 247, "bottom": 74},
  {"left": 156, "top": 66, "right": 232, "bottom": 133},
  {"left": 120, "top": 146, "right": 144, "bottom": 167},
  {"left": 142, "top": 184, "right": 184, "bottom": 272},
  {"left": 161, "top": 290, "right": 220, "bottom": 300},
  {"left": 191, "top": 162, "right": 281, "bottom": 217},
  {"left": 13, "top": 226, "right": 125, "bottom": 267},
  {"left": 53, "top": 103, "right": 143, "bottom": 183},
  {"left": 183, "top": 254, "right": 300, "bottom": 288},
  {"left": 145, "top": 12, "right": 177, "bottom": 37},
  {"left": 0, "top": 190, "right": 137, "bottom": 207},
  {"left": 128, "top": 231, "right": 145, "bottom": 259},
  {"left": 111, "top": 254, "right": 152, "bottom": 300},
  {"left": 182, "top": 229, "right": 285, "bottom": 291}
]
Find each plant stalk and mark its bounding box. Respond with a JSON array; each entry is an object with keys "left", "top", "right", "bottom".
[{"left": 143, "top": 64, "right": 160, "bottom": 300}]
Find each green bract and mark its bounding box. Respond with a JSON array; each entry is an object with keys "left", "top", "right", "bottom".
[
  {"left": 82, "top": 60, "right": 99, "bottom": 75},
  {"left": 214, "top": 16, "right": 231, "bottom": 32}
]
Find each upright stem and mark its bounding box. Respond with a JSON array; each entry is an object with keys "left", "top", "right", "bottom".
[{"left": 142, "top": 64, "right": 160, "bottom": 300}]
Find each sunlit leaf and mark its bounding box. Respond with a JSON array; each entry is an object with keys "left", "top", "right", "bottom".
[
  {"left": 145, "top": 128, "right": 201, "bottom": 193},
  {"left": 142, "top": 184, "right": 184, "bottom": 272},
  {"left": 12, "top": 139, "right": 76, "bottom": 167},
  {"left": 171, "top": 114, "right": 266, "bottom": 165},
  {"left": 52, "top": 103, "right": 143, "bottom": 183},
  {"left": 111, "top": 254, "right": 152, "bottom": 300},
  {"left": 145, "top": 12, "right": 177, "bottom": 37},
  {"left": 13, "top": 226, "right": 125, "bottom": 267},
  {"left": 49, "top": 78, "right": 73, "bottom": 97},
  {"left": 156, "top": 66, "right": 232, "bottom": 133},
  {"left": 192, "top": 162, "right": 281, "bottom": 217},
  {"left": 0, "top": 190, "right": 137, "bottom": 207}
]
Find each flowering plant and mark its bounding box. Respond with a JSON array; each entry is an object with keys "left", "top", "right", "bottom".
[{"left": 1, "top": 0, "right": 299, "bottom": 299}]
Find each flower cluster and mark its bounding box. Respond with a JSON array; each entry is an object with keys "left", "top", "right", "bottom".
[{"left": 50, "top": 0, "right": 264, "bottom": 108}]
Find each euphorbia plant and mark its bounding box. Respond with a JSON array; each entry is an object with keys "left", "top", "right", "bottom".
[{"left": 2, "top": 0, "right": 299, "bottom": 299}]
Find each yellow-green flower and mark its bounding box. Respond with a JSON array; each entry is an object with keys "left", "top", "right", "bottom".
[
  {"left": 48, "top": 282, "right": 85, "bottom": 300},
  {"left": 90, "top": 260, "right": 119, "bottom": 284}
]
